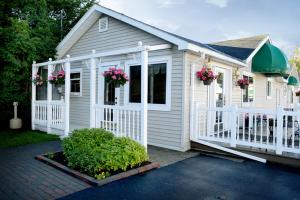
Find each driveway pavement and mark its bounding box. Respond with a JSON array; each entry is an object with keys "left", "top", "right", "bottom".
[
  {"left": 58, "top": 155, "right": 300, "bottom": 200},
  {"left": 1, "top": 141, "right": 300, "bottom": 200}
]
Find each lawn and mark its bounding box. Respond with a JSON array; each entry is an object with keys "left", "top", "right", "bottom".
[{"left": 0, "top": 130, "right": 59, "bottom": 148}]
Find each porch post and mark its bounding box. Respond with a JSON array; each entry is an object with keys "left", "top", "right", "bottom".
[
  {"left": 140, "top": 46, "right": 148, "bottom": 149},
  {"left": 64, "top": 55, "right": 71, "bottom": 136},
  {"left": 90, "top": 50, "right": 97, "bottom": 128},
  {"left": 276, "top": 107, "right": 284, "bottom": 155},
  {"left": 31, "top": 61, "right": 37, "bottom": 130},
  {"left": 47, "top": 58, "right": 53, "bottom": 133},
  {"left": 189, "top": 63, "right": 195, "bottom": 140},
  {"left": 230, "top": 105, "right": 238, "bottom": 147}
]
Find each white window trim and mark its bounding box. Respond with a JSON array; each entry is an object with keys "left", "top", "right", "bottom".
[
  {"left": 242, "top": 71, "right": 255, "bottom": 107},
  {"left": 70, "top": 68, "right": 82, "bottom": 97},
  {"left": 99, "top": 17, "right": 108, "bottom": 32},
  {"left": 97, "top": 61, "right": 121, "bottom": 105},
  {"left": 266, "top": 78, "right": 273, "bottom": 100},
  {"left": 124, "top": 56, "right": 172, "bottom": 111}
]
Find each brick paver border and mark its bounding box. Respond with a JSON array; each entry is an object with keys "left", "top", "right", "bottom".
[{"left": 35, "top": 153, "right": 160, "bottom": 187}]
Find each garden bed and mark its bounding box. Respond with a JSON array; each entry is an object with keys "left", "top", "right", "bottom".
[{"left": 35, "top": 151, "right": 160, "bottom": 186}]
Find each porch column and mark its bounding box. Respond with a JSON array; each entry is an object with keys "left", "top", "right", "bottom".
[
  {"left": 31, "top": 61, "right": 38, "bottom": 130},
  {"left": 47, "top": 58, "right": 53, "bottom": 133},
  {"left": 140, "top": 46, "right": 149, "bottom": 149},
  {"left": 64, "top": 55, "right": 71, "bottom": 136},
  {"left": 90, "top": 50, "right": 97, "bottom": 128}
]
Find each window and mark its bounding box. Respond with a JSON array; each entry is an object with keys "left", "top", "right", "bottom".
[
  {"left": 266, "top": 79, "right": 272, "bottom": 99},
  {"left": 125, "top": 56, "right": 171, "bottom": 111},
  {"left": 129, "top": 63, "right": 166, "bottom": 104},
  {"left": 99, "top": 17, "right": 108, "bottom": 32},
  {"left": 242, "top": 74, "right": 254, "bottom": 103},
  {"left": 70, "top": 69, "right": 82, "bottom": 96},
  {"left": 290, "top": 89, "right": 294, "bottom": 104}
]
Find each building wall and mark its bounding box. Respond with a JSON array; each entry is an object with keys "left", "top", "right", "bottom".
[{"left": 64, "top": 15, "right": 186, "bottom": 151}]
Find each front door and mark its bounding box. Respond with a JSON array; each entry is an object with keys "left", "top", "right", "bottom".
[
  {"left": 99, "top": 63, "right": 121, "bottom": 122},
  {"left": 214, "top": 67, "right": 230, "bottom": 130}
]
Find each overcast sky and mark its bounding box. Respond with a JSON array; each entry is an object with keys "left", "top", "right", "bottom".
[{"left": 99, "top": 0, "right": 299, "bottom": 57}]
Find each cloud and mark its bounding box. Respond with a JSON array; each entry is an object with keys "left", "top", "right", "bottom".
[
  {"left": 222, "top": 30, "right": 253, "bottom": 40},
  {"left": 142, "top": 17, "right": 180, "bottom": 32},
  {"left": 205, "top": 0, "right": 229, "bottom": 8},
  {"left": 98, "top": 0, "right": 126, "bottom": 12},
  {"left": 156, "top": 0, "right": 186, "bottom": 8}
]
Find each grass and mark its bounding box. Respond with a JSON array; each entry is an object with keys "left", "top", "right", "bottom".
[{"left": 0, "top": 130, "right": 60, "bottom": 148}]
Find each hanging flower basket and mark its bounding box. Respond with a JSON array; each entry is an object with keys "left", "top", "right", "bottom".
[
  {"left": 296, "top": 90, "right": 300, "bottom": 96},
  {"left": 196, "top": 67, "right": 217, "bottom": 86},
  {"left": 237, "top": 78, "right": 249, "bottom": 89},
  {"left": 48, "top": 70, "right": 65, "bottom": 86},
  {"left": 32, "top": 73, "right": 45, "bottom": 86},
  {"left": 102, "top": 67, "right": 128, "bottom": 88}
]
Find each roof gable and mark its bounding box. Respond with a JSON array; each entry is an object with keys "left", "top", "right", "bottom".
[
  {"left": 56, "top": 4, "right": 247, "bottom": 67},
  {"left": 207, "top": 35, "right": 270, "bottom": 62}
]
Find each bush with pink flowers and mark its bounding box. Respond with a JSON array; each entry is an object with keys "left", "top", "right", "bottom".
[
  {"left": 196, "top": 67, "right": 217, "bottom": 85},
  {"left": 102, "top": 67, "right": 128, "bottom": 87},
  {"left": 32, "top": 74, "right": 45, "bottom": 86},
  {"left": 48, "top": 70, "right": 65, "bottom": 86}
]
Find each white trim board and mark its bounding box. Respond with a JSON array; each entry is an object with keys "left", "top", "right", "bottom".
[
  {"left": 56, "top": 4, "right": 246, "bottom": 67},
  {"left": 194, "top": 140, "right": 266, "bottom": 163},
  {"left": 246, "top": 35, "right": 270, "bottom": 63}
]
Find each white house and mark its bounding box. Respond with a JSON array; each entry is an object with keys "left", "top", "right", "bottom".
[{"left": 32, "top": 4, "right": 300, "bottom": 156}]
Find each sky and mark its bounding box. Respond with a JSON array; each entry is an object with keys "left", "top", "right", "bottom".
[{"left": 99, "top": 0, "right": 300, "bottom": 57}]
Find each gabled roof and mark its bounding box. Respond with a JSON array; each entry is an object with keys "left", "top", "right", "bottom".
[
  {"left": 206, "top": 35, "right": 270, "bottom": 62},
  {"left": 56, "top": 4, "right": 247, "bottom": 67}
]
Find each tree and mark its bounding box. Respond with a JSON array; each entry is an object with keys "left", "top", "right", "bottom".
[
  {"left": 290, "top": 47, "right": 300, "bottom": 72},
  {"left": 0, "top": 0, "right": 96, "bottom": 129}
]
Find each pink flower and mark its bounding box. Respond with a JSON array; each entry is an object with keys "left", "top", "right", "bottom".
[{"left": 112, "top": 75, "right": 116, "bottom": 80}]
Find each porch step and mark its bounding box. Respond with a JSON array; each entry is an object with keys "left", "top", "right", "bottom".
[{"left": 191, "top": 141, "right": 300, "bottom": 168}]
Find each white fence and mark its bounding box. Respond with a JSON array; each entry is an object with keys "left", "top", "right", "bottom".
[
  {"left": 191, "top": 101, "right": 300, "bottom": 155},
  {"left": 33, "top": 100, "right": 65, "bottom": 130},
  {"left": 95, "top": 104, "right": 144, "bottom": 146}
]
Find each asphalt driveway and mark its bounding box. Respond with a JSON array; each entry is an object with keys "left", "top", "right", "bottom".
[{"left": 58, "top": 155, "right": 300, "bottom": 200}]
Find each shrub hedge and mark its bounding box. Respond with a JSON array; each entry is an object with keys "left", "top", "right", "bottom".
[{"left": 62, "top": 128, "right": 148, "bottom": 179}]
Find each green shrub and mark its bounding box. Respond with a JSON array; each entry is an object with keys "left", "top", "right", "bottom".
[{"left": 62, "top": 128, "right": 148, "bottom": 179}]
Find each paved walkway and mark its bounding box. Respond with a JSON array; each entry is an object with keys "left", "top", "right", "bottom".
[
  {"left": 0, "top": 141, "right": 199, "bottom": 200},
  {"left": 58, "top": 155, "right": 300, "bottom": 200},
  {"left": 0, "top": 141, "right": 90, "bottom": 200}
]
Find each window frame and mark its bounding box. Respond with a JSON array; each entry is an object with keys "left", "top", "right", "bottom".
[
  {"left": 124, "top": 56, "right": 172, "bottom": 111},
  {"left": 242, "top": 71, "right": 255, "bottom": 106},
  {"left": 70, "top": 68, "right": 82, "bottom": 97},
  {"left": 266, "top": 78, "right": 273, "bottom": 100}
]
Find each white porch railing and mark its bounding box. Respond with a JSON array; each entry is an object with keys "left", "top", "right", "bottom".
[
  {"left": 34, "top": 100, "right": 48, "bottom": 126},
  {"left": 191, "top": 101, "right": 300, "bottom": 155},
  {"left": 95, "top": 104, "right": 144, "bottom": 146},
  {"left": 33, "top": 100, "right": 65, "bottom": 130}
]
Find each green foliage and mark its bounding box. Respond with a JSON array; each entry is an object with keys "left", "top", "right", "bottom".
[
  {"left": 0, "top": 130, "right": 59, "bottom": 148},
  {"left": 0, "top": 0, "right": 96, "bottom": 129},
  {"left": 62, "top": 128, "right": 149, "bottom": 179},
  {"left": 290, "top": 47, "right": 300, "bottom": 72}
]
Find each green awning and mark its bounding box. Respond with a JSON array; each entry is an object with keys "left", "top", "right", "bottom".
[
  {"left": 252, "top": 43, "right": 290, "bottom": 76},
  {"left": 287, "top": 76, "right": 299, "bottom": 86}
]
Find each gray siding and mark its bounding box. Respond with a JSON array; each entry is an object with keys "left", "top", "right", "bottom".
[{"left": 65, "top": 16, "right": 185, "bottom": 150}]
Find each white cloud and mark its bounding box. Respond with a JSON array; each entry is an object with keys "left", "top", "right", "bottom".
[
  {"left": 98, "top": 0, "right": 126, "bottom": 12},
  {"left": 142, "top": 17, "right": 180, "bottom": 32},
  {"left": 205, "top": 0, "right": 229, "bottom": 8},
  {"left": 156, "top": 0, "right": 186, "bottom": 8},
  {"left": 222, "top": 30, "right": 252, "bottom": 40}
]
